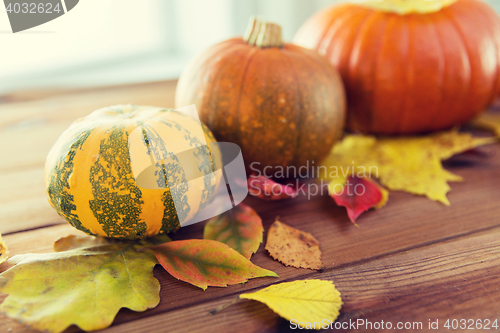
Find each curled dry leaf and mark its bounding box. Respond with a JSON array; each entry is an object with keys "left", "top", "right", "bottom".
[
  {"left": 0, "top": 235, "right": 160, "bottom": 333},
  {"left": 149, "top": 239, "right": 278, "bottom": 290},
  {"left": 266, "top": 220, "right": 324, "bottom": 270},
  {"left": 204, "top": 203, "right": 263, "bottom": 259},
  {"left": 240, "top": 280, "right": 342, "bottom": 326},
  {"left": 321, "top": 129, "right": 495, "bottom": 205},
  {"left": 248, "top": 175, "right": 298, "bottom": 200},
  {"left": 0, "top": 233, "right": 8, "bottom": 265},
  {"left": 328, "top": 176, "right": 389, "bottom": 223}
]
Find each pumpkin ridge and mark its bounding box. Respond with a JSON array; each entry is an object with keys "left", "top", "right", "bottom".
[
  {"left": 142, "top": 122, "right": 187, "bottom": 227},
  {"left": 436, "top": 17, "right": 471, "bottom": 128},
  {"left": 311, "top": 51, "right": 346, "bottom": 141},
  {"left": 144, "top": 116, "right": 219, "bottom": 225},
  {"left": 319, "top": 5, "right": 356, "bottom": 53},
  {"left": 203, "top": 42, "right": 246, "bottom": 130},
  {"left": 399, "top": 17, "right": 416, "bottom": 133},
  {"left": 322, "top": 5, "right": 370, "bottom": 57},
  {"left": 47, "top": 130, "right": 95, "bottom": 236},
  {"left": 348, "top": 10, "right": 383, "bottom": 131},
  {"left": 392, "top": 18, "right": 411, "bottom": 132},
  {"left": 370, "top": 13, "right": 392, "bottom": 132},
  {"left": 89, "top": 127, "right": 147, "bottom": 239},
  {"left": 138, "top": 123, "right": 177, "bottom": 236},
  {"left": 280, "top": 49, "right": 305, "bottom": 168},
  {"left": 466, "top": 0, "right": 500, "bottom": 105},
  {"left": 234, "top": 46, "right": 258, "bottom": 167},
  {"left": 425, "top": 16, "right": 447, "bottom": 128},
  {"left": 444, "top": 5, "right": 477, "bottom": 124}
]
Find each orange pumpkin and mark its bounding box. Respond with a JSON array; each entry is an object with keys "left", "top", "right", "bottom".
[
  {"left": 294, "top": 0, "right": 500, "bottom": 135},
  {"left": 176, "top": 17, "right": 346, "bottom": 173}
]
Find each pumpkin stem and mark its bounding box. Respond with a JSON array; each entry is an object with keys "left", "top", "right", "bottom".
[{"left": 243, "top": 16, "right": 283, "bottom": 48}]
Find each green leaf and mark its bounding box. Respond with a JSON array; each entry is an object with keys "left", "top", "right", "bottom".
[
  {"left": 0, "top": 236, "right": 160, "bottom": 333},
  {"left": 149, "top": 239, "right": 278, "bottom": 290},
  {"left": 204, "top": 203, "right": 263, "bottom": 259},
  {"left": 240, "top": 280, "right": 342, "bottom": 325}
]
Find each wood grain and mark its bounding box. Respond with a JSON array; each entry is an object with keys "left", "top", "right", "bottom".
[{"left": 0, "top": 81, "right": 499, "bottom": 333}]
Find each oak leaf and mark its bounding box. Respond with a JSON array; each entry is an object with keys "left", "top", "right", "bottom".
[
  {"left": 247, "top": 175, "right": 298, "bottom": 200},
  {"left": 328, "top": 176, "right": 389, "bottom": 223},
  {"left": 204, "top": 203, "right": 263, "bottom": 259},
  {"left": 265, "top": 221, "right": 324, "bottom": 270},
  {"left": 240, "top": 280, "right": 342, "bottom": 325},
  {"left": 0, "top": 235, "right": 160, "bottom": 333},
  {"left": 149, "top": 239, "right": 277, "bottom": 290},
  {"left": 321, "top": 129, "right": 495, "bottom": 205}
]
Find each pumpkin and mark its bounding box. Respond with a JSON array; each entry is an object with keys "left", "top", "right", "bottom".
[
  {"left": 175, "top": 17, "right": 346, "bottom": 173},
  {"left": 293, "top": 0, "right": 500, "bottom": 135},
  {"left": 44, "top": 105, "right": 221, "bottom": 239}
]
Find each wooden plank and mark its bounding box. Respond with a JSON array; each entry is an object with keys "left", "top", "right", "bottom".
[
  {"left": 0, "top": 81, "right": 177, "bottom": 233},
  {"left": 0, "top": 81, "right": 177, "bottom": 173},
  {"left": 0, "top": 209, "right": 500, "bottom": 332},
  {"left": 1, "top": 82, "right": 499, "bottom": 332},
  {"left": 101, "top": 226, "right": 500, "bottom": 333},
  {"left": 1, "top": 224, "right": 493, "bottom": 333},
  {"left": 1, "top": 136, "right": 499, "bottom": 239}
]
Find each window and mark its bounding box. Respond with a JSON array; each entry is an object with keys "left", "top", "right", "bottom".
[{"left": 2, "top": 0, "right": 499, "bottom": 93}]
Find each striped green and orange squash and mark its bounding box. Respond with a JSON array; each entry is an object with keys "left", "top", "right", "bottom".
[{"left": 44, "top": 105, "right": 221, "bottom": 239}]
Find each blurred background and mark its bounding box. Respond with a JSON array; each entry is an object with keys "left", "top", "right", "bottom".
[{"left": 2, "top": 0, "right": 500, "bottom": 94}]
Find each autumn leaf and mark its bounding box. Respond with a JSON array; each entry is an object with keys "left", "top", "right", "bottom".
[
  {"left": 204, "top": 203, "right": 263, "bottom": 259},
  {"left": 472, "top": 112, "right": 500, "bottom": 137},
  {"left": 320, "top": 129, "right": 495, "bottom": 205},
  {"left": 265, "top": 221, "right": 324, "bottom": 270},
  {"left": 53, "top": 234, "right": 172, "bottom": 252},
  {"left": 328, "top": 176, "right": 389, "bottom": 223},
  {"left": 53, "top": 234, "right": 117, "bottom": 251},
  {"left": 240, "top": 280, "right": 342, "bottom": 325},
  {"left": 247, "top": 175, "right": 298, "bottom": 200},
  {"left": 0, "top": 233, "right": 8, "bottom": 265},
  {"left": 148, "top": 239, "right": 278, "bottom": 290},
  {"left": 0, "top": 236, "right": 160, "bottom": 333}
]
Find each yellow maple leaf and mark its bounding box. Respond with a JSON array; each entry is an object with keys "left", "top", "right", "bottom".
[
  {"left": 473, "top": 112, "right": 500, "bottom": 138},
  {"left": 320, "top": 130, "right": 495, "bottom": 205},
  {"left": 240, "top": 280, "right": 342, "bottom": 326},
  {"left": 0, "top": 233, "right": 8, "bottom": 265}
]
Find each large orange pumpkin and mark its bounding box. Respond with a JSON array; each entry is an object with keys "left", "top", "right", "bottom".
[
  {"left": 294, "top": 0, "right": 500, "bottom": 135},
  {"left": 176, "top": 17, "right": 346, "bottom": 173}
]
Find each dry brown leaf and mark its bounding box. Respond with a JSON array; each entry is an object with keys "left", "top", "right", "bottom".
[{"left": 265, "top": 220, "right": 324, "bottom": 270}]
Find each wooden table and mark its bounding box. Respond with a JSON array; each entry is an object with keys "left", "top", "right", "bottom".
[{"left": 1, "top": 81, "right": 500, "bottom": 333}]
